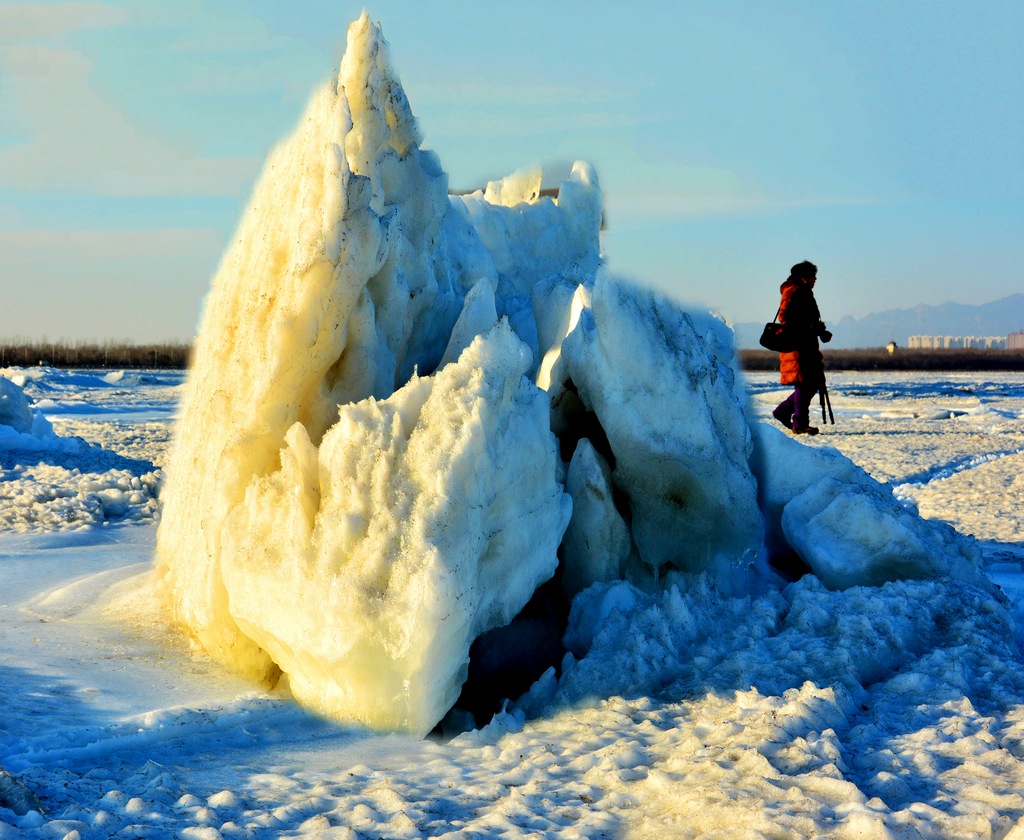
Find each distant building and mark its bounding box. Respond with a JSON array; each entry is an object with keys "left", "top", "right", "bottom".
[
  {"left": 886, "top": 341, "right": 897, "bottom": 355},
  {"left": 967, "top": 336, "right": 1006, "bottom": 349},
  {"left": 1009, "top": 331, "right": 1024, "bottom": 350},
  {"left": 907, "top": 335, "right": 1007, "bottom": 349}
]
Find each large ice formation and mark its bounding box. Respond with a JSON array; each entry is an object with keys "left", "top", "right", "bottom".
[
  {"left": 156, "top": 13, "right": 588, "bottom": 734},
  {"left": 156, "top": 13, "right": 994, "bottom": 736}
]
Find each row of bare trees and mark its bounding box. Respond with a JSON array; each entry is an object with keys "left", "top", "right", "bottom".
[
  {"left": 5, "top": 341, "right": 1023, "bottom": 372},
  {"left": 0, "top": 340, "right": 191, "bottom": 369},
  {"left": 740, "top": 347, "right": 1024, "bottom": 372}
]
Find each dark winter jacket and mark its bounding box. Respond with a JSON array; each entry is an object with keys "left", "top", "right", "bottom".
[{"left": 778, "top": 277, "right": 825, "bottom": 385}]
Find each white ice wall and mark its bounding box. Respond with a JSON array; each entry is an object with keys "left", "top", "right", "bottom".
[
  {"left": 556, "top": 272, "right": 764, "bottom": 588},
  {"left": 155, "top": 14, "right": 589, "bottom": 734},
  {"left": 0, "top": 377, "right": 36, "bottom": 434},
  {"left": 219, "top": 323, "right": 569, "bottom": 735}
]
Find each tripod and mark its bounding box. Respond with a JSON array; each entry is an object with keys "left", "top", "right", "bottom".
[{"left": 819, "top": 380, "right": 835, "bottom": 425}]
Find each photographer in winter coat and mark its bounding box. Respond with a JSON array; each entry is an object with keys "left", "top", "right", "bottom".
[{"left": 772, "top": 260, "right": 832, "bottom": 435}]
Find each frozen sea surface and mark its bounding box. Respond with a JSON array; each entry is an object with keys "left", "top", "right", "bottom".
[
  {"left": 2, "top": 367, "right": 1024, "bottom": 837},
  {"left": 0, "top": 368, "right": 180, "bottom": 533}
]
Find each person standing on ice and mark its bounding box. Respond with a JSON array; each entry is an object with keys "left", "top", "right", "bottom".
[{"left": 772, "top": 260, "right": 832, "bottom": 435}]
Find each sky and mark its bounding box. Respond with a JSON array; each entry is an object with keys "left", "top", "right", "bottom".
[{"left": 1, "top": 1, "right": 1022, "bottom": 343}]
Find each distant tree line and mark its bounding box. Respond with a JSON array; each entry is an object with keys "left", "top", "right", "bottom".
[
  {"left": 5, "top": 341, "right": 1024, "bottom": 373},
  {"left": 0, "top": 340, "right": 191, "bottom": 369},
  {"left": 741, "top": 347, "right": 1024, "bottom": 372}
]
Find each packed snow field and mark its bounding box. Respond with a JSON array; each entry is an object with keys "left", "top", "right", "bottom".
[
  {"left": 5, "top": 12, "right": 1024, "bottom": 838},
  {"left": 2, "top": 367, "right": 1024, "bottom": 838}
]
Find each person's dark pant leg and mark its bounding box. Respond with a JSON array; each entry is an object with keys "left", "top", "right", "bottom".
[
  {"left": 793, "top": 378, "right": 823, "bottom": 429},
  {"left": 773, "top": 392, "right": 795, "bottom": 429}
]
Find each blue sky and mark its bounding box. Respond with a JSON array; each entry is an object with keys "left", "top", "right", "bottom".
[{"left": 1, "top": 1, "right": 1022, "bottom": 342}]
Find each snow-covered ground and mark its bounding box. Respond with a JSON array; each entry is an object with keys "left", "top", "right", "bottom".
[{"left": 2, "top": 366, "right": 1023, "bottom": 838}]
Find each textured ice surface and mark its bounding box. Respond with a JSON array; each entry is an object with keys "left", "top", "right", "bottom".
[
  {"left": 556, "top": 273, "right": 763, "bottom": 588},
  {"left": 154, "top": 14, "right": 589, "bottom": 734},
  {"left": 0, "top": 371, "right": 166, "bottom": 532},
  {"left": 220, "top": 323, "right": 569, "bottom": 735},
  {"left": 753, "top": 423, "right": 992, "bottom": 592},
  {"left": 4, "top": 349, "right": 1024, "bottom": 838}
]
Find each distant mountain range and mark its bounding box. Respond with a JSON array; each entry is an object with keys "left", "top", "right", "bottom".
[{"left": 733, "top": 293, "right": 1024, "bottom": 349}]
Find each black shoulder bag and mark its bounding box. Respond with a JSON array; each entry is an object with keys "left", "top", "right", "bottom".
[{"left": 758, "top": 308, "right": 796, "bottom": 353}]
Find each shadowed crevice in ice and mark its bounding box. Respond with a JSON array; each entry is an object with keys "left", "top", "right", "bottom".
[
  {"left": 551, "top": 380, "right": 616, "bottom": 467},
  {"left": 451, "top": 574, "right": 571, "bottom": 731},
  {"left": 538, "top": 274, "right": 764, "bottom": 591}
]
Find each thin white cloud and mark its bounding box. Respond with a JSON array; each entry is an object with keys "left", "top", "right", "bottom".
[
  {"left": 0, "top": 227, "right": 221, "bottom": 261},
  {"left": 426, "top": 108, "right": 641, "bottom": 140},
  {"left": 409, "top": 82, "right": 625, "bottom": 110},
  {"left": 606, "top": 191, "right": 879, "bottom": 224},
  {"left": 0, "top": 42, "right": 261, "bottom": 196},
  {"left": 411, "top": 83, "right": 645, "bottom": 146},
  {"left": 128, "top": 2, "right": 329, "bottom": 98},
  {"left": 0, "top": 2, "right": 127, "bottom": 46}
]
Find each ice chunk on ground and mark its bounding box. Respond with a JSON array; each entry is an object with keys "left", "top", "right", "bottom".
[
  {"left": 0, "top": 375, "right": 54, "bottom": 440},
  {"left": 753, "top": 424, "right": 993, "bottom": 592},
  {"left": 0, "top": 767, "right": 44, "bottom": 816},
  {"left": 784, "top": 475, "right": 990, "bottom": 590},
  {"left": 561, "top": 438, "right": 632, "bottom": 598},
  {"left": 752, "top": 422, "right": 871, "bottom": 564},
  {"left": 0, "top": 377, "right": 36, "bottom": 433},
  {"left": 219, "top": 322, "right": 569, "bottom": 736},
  {"left": 557, "top": 271, "right": 763, "bottom": 588}
]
